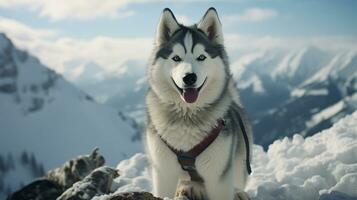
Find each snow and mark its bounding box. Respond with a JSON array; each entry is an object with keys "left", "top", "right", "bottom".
[
  {"left": 291, "top": 88, "right": 306, "bottom": 97},
  {"left": 238, "top": 74, "right": 266, "bottom": 94},
  {"left": 302, "top": 54, "right": 342, "bottom": 86},
  {"left": 272, "top": 51, "right": 296, "bottom": 79},
  {"left": 95, "top": 111, "right": 357, "bottom": 200},
  {"left": 114, "top": 153, "right": 151, "bottom": 193},
  {"left": 302, "top": 51, "right": 357, "bottom": 87},
  {"left": 292, "top": 88, "right": 329, "bottom": 97},
  {"left": 0, "top": 43, "right": 143, "bottom": 169},
  {"left": 247, "top": 111, "right": 357, "bottom": 199},
  {"left": 272, "top": 46, "right": 331, "bottom": 85},
  {"left": 307, "top": 89, "right": 329, "bottom": 96},
  {"left": 289, "top": 48, "right": 308, "bottom": 77},
  {"left": 230, "top": 51, "right": 266, "bottom": 79},
  {"left": 251, "top": 76, "right": 265, "bottom": 94},
  {"left": 305, "top": 100, "right": 345, "bottom": 129}
]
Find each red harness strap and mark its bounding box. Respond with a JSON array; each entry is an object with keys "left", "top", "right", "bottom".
[{"left": 160, "top": 119, "right": 225, "bottom": 183}]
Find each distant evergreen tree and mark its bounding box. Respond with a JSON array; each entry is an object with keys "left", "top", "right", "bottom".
[
  {"left": 21, "top": 151, "right": 29, "bottom": 165},
  {"left": 0, "top": 178, "right": 4, "bottom": 192},
  {"left": 19, "top": 181, "right": 25, "bottom": 189},
  {"left": 6, "top": 153, "right": 15, "bottom": 170},
  {"left": 37, "top": 163, "right": 45, "bottom": 177},
  {"left": 5, "top": 185, "right": 12, "bottom": 197},
  {"left": 30, "top": 153, "right": 37, "bottom": 177},
  {"left": 0, "top": 154, "right": 5, "bottom": 172}
]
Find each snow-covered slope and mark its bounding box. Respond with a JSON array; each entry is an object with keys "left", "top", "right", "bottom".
[
  {"left": 0, "top": 33, "right": 143, "bottom": 197},
  {"left": 98, "top": 111, "right": 357, "bottom": 200}
]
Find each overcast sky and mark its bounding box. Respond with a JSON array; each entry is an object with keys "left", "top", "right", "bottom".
[{"left": 0, "top": 0, "right": 356, "bottom": 76}]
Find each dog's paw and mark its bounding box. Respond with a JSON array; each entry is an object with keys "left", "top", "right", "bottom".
[
  {"left": 234, "top": 190, "right": 251, "bottom": 200},
  {"left": 175, "top": 180, "right": 208, "bottom": 200},
  {"left": 174, "top": 196, "right": 190, "bottom": 200}
]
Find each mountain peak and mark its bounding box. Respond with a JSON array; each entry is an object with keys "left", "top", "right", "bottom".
[{"left": 0, "top": 32, "right": 14, "bottom": 52}]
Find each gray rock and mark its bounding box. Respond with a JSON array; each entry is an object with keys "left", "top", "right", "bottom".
[
  {"left": 6, "top": 179, "right": 62, "bottom": 200},
  {"left": 98, "top": 192, "right": 163, "bottom": 200},
  {"left": 47, "top": 148, "right": 105, "bottom": 189},
  {"left": 57, "top": 166, "right": 119, "bottom": 200}
]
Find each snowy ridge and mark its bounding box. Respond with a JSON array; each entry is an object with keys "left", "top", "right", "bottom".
[{"left": 100, "top": 111, "right": 357, "bottom": 200}]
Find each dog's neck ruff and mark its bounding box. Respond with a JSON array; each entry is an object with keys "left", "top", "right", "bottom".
[{"left": 159, "top": 119, "right": 225, "bottom": 183}]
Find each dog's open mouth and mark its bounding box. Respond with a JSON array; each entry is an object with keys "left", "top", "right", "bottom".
[{"left": 171, "top": 77, "right": 207, "bottom": 103}]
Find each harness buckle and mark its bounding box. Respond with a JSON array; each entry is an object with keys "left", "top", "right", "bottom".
[{"left": 177, "top": 153, "right": 196, "bottom": 171}]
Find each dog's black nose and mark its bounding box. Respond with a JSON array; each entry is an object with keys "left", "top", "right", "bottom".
[{"left": 183, "top": 73, "right": 197, "bottom": 86}]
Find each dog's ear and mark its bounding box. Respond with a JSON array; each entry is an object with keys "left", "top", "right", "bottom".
[
  {"left": 198, "top": 7, "right": 223, "bottom": 45},
  {"left": 156, "top": 8, "right": 180, "bottom": 46}
]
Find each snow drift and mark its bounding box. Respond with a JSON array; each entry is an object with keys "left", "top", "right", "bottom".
[{"left": 102, "top": 111, "right": 357, "bottom": 200}]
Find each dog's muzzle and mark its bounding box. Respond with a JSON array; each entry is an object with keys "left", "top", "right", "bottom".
[{"left": 171, "top": 77, "right": 207, "bottom": 103}]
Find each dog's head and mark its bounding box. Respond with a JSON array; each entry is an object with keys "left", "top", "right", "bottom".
[{"left": 148, "top": 8, "right": 229, "bottom": 108}]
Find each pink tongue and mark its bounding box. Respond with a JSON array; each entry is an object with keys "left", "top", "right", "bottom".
[{"left": 182, "top": 88, "right": 199, "bottom": 103}]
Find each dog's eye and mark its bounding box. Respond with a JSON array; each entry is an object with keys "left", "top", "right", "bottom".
[
  {"left": 197, "top": 54, "right": 206, "bottom": 61},
  {"left": 172, "top": 55, "right": 182, "bottom": 62}
]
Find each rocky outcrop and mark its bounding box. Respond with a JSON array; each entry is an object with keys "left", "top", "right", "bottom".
[
  {"left": 57, "top": 166, "right": 119, "bottom": 200},
  {"left": 7, "top": 148, "right": 106, "bottom": 200},
  {"left": 6, "top": 179, "right": 62, "bottom": 200},
  {"left": 7, "top": 149, "right": 162, "bottom": 200},
  {"left": 47, "top": 148, "right": 105, "bottom": 189}
]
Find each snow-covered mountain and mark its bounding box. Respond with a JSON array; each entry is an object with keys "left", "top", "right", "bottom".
[
  {"left": 235, "top": 46, "right": 357, "bottom": 147},
  {"left": 72, "top": 60, "right": 148, "bottom": 122},
  {"left": 0, "top": 33, "right": 143, "bottom": 197}
]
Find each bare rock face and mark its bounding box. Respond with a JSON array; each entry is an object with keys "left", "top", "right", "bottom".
[
  {"left": 0, "top": 33, "right": 59, "bottom": 112},
  {"left": 57, "top": 166, "right": 119, "bottom": 200},
  {"left": 6, "top": 179, "right": 62, "bottom": 200},
  {"left": 0, "top": 33, "right": 18, "bottom": 94},
  {"left": 98, "top": 192, "right": 163, "bottom": 200},
  {"left": 47, "top": 148, "right": 105, "bottom": 189}
]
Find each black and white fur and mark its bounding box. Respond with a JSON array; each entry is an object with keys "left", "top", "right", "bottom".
[{"left": 145, "top": 8, "right": 253, "bottom": 200}]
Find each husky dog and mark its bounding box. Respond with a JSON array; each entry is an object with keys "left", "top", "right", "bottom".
[{"left": 145, "top": 7, "right": 253, "bottom": 200}]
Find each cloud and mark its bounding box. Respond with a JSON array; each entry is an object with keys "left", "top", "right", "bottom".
[
  {"left": 222, "top": 8, "right": 278, "bottom": 24},
  {"left": 0, "top": 17, "right": 152, "bottom": 79},
  {"left": 0, "top": 0, "right": 136, "bottom": 21},
  {"left": 0, "top": 17, "right": 56, "bottom": 40},
  {"left": 176, "top": 15, "right": 194, "bottom": 26},
  {"left": 224, "top": 34, "right": 357, "bottom": 52},
  {"left": 1, "top": 17, "right": 356, "bottom": 82}
]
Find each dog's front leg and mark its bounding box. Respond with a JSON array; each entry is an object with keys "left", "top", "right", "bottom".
[
  {"left": 234, "top": 189, "right": 250, "bottom": 200},
  {"left": 175, "top": 180, "right": 208, "bottom": 200},
  {"left": 204, "top": 172, "right": 235, "bottom": 200},
  {"left": 152, "top": 167, "right": 179, "bottom": 198}
]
